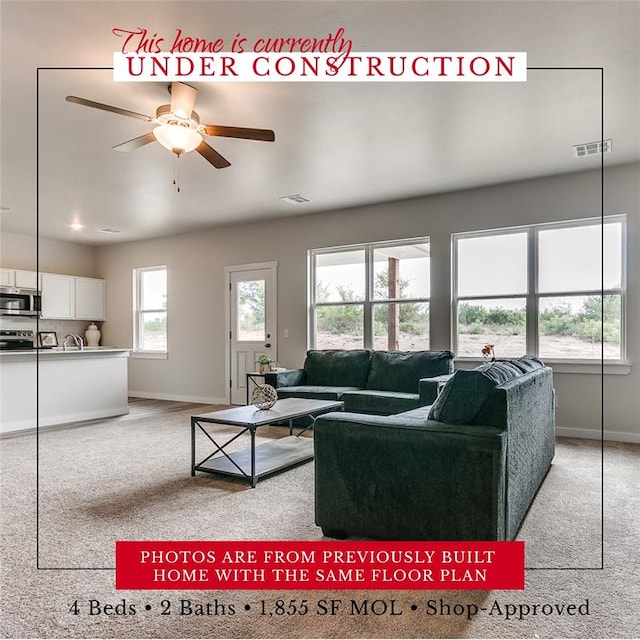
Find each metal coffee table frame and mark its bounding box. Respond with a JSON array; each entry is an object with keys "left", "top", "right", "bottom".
[{"left": 191, "top": 398, "right": 343, "bottom": 487}]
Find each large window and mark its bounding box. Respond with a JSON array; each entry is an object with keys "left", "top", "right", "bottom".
[
  {"left": 310, "top": 239, "right": 430, "bottom": 350},
  {"left": 453, "top": 216, "right": 626, "bottom": 361},
  {"left": 133, "top": 266, "right": 167, "bottom": 352}
]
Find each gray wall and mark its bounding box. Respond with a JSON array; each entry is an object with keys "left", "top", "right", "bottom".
[
  {"left": 0, "top": 231, "right": 100, "bottom": 339},
  {"left": 95, "top": 162, "right": 640, "bottom": 443}
]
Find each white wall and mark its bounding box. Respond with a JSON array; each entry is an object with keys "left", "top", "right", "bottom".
[
  {"left": 96, "top": 162, "right": 640, "bottom": 442},
  {"left": 0, "top": 230, "right": 98, "bottom": 276}
]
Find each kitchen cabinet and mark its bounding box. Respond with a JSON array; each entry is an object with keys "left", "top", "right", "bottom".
[
  {"left": 41, "top": 273, "right": 106, "bottom": 320},
  {"left": 0, "top": 269, "right": 38, "bottom": 288},
  {"left": 15, "top": 270, "right": 39, "bottom": 289},
  {"left": 40, "top": 273, "right": 75, "bottom": 319},
  {"left": 75, "top": 277, "right": 105, "bottom": 321},
  {"left": 0, "top": 269, "right": 15, "bottom": 286}
]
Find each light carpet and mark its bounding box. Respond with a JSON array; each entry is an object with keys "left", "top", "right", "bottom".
[{"left": 0, "top": 403, "right": 638, "bottom": 638}]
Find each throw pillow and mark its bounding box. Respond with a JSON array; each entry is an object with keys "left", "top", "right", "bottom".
[
  {"left": 427, "top": 369, "right": 495, "bottom": 424},
  {"left": 428, "top": 359, "right": 535, "bottom": 424}
]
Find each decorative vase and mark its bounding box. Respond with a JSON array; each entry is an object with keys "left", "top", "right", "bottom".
[
  {"left": 251, "top": 384, "right": 278, "bottom": 410},
  {"left": 85, "top": 323, "right": 101, "bottom": 347}
]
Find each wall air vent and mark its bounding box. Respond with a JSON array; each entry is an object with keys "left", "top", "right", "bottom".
[
  {"left": 279, "top": 194, "right": 310, "bottom": 205},
  {"left": 573, "top": 139, "right": 612, "bottom": 158}
]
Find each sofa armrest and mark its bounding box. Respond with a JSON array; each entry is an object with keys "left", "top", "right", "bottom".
[
  {"left": 313, "top": 412, "right": 507, "bottom": 540},
  {"left": 264, "top": 368, "right": 306, "bottom": 388},
  {"left": 419, "top": 373, "right": 454, "bottom": 405}
]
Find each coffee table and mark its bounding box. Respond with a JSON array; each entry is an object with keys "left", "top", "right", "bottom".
[{"left": 191, "top": 398, "right": 343, "bottom": 487}]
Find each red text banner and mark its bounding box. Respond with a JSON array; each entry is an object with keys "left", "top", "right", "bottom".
[{"left": 116, "top": 540, "right": 524, "bottom": 590}]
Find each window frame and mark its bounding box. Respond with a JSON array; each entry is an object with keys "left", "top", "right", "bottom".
[
  {"left": 133, "top": 265, "right": 168, "bottom": 358},
  {"left": 309, "top": 237, "right": 431, "bottom": 350},
  {"left": 452, "top": 215, "right": 627, "bottom": 366}
]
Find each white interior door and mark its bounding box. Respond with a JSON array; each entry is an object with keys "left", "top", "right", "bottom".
[{"left": 227, "top": 263, "right": 277, "bottom": 404}]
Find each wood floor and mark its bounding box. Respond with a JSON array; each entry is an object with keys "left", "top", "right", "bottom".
[
  {"left": 1, "top": 398, "right": 229, "bottom": 438},
  {"left": 125, "top": 397, "right": 228, "bottom": 420}
]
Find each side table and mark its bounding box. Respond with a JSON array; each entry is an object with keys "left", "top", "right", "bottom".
[{"left": 246, "top": 372, "right": 266, "bottom": 404}]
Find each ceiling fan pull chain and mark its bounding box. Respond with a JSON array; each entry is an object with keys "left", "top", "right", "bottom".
[{"left": 172, "top": 156, "right": 181, "bottom": 193}]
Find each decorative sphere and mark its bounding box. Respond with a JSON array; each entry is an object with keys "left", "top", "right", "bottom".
[{"left": 251, "top": 384, "right": 278, "bottom": 410}]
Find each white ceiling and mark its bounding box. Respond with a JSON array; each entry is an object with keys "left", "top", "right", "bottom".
[{"left": 1, "top": 1, "right": 639, "bottom": 246}]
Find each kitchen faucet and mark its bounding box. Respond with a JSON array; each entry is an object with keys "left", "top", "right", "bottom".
[{"left": 62, "top": 334, "right": 84, "bottom": 350}]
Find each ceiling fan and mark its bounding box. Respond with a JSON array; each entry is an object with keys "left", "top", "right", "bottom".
[{"left": 66, "top": 82, "right": 275, "bottom": 169}]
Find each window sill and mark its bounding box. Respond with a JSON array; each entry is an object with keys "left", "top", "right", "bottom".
[
  {"left": 455, "top": 357, "right": 630, "bottom": 375},
  {"left": 131, "top": 351, "right": 168, "bottom": 360}
]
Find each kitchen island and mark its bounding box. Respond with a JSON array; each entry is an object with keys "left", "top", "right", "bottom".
[{"left": 0, "top": 348, "right": 129, "bottom": 434}]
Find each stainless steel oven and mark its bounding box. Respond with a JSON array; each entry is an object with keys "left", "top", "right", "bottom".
[
  {"left": 0, "top": 330, "right": 35, "bottom": 350},
  {"left": 0, "top": 287, "right": 41, "bottom": 317}
]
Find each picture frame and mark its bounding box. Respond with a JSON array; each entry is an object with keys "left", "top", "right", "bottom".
[{"left": 38, "top": 331, "right": 58, "bottom": 348}]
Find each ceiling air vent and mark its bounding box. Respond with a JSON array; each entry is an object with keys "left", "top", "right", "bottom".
[
  {"left": 279, "top": 194, "right": 310, "bottom": 205},
  {"left": 99, "top": 228, "right": 121, "bottom": 235},
  {"left": 573, "top": 139, "right": 612, "bottom": 158}
]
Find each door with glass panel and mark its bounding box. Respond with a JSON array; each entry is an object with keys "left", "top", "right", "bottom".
[{"left": 228, "top": 264, "right": 277, "bottom": 404}]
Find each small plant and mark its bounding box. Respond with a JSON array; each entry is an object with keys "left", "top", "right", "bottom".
[{"left": 256, "top": 354, "right": 279, "bottom": 372}]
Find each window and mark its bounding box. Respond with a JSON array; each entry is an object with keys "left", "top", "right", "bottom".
[
  {"left": 310, "top": 239, "right": 430, "bottom": 350},
  {"left": 453, "top": 216, "right": 626, "bottom": 361},
  {"left": 133, "top": 266, "right": 167, "bottom": 353}
]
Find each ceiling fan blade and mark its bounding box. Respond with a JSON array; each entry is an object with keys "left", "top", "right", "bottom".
[
  {"left": 66, "top": 96, "right": 153, "bottom": 122},
  {"left": 196, "top": 141, "right": 231, "bottom": 169},
  {"left": 169, "top": 82, "right": 198, "bottom": 119},
  {"left": 112, "top": 132, "right": 157, "bottom": 152},
  {"left": 203, "top": 124, "right": 276, "bottom": 142}
]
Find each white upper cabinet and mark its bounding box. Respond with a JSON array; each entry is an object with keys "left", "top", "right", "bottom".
[
  {"left": 1, "top": 269, "right": 39, "bottom": 289},
  {"left": 75, "top": 277, "right": 106, "bottom": 321},
  {"left": 0, "top": 269, "right": 15, "bottom": 287},
  {"left": 10, "top": 270, "right": 106, "bottom": 320},
  {"left": 40, "top": 273, "right": 76, "bottom": 319},
  {"left": 15, "top": 270, "right": 39, "bottom": 290}
]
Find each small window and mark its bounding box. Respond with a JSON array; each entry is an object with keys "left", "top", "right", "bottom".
[{"left": 134, "top": 266, "right": 167, "bottom": 352}]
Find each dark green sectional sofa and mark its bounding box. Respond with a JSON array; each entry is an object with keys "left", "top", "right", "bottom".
[
  {"left": 313, "top": 357, "right": 555, "bottom": 541},
  {"left": 264, "top": 349, "right": 455, "bottom": 415}
]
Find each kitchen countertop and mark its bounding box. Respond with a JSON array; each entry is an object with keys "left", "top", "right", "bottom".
[{"left": 0, "top": 347, "right": 130, "bottom": 357}]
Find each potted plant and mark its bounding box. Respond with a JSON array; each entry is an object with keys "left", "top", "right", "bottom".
[{"left": 256, "top": 354, "right": 279, "bottom": 374}]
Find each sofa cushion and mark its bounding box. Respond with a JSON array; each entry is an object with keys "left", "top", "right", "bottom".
[
  {"left": 366, "top": 350, "right": 454, "bottom": 393},
  {"left": 303, "top": 350, "right": 372, "bottom": 388},
  {"left": 395, "top": 405, "right": 433, "bottom": 422},
  {"left": 428, "top": 359, "right": 531, "bottom": 425},
  {"left": 276, "top": 385, "right": 360, "bottom": 401},
  {"left": 341, "top": 390, "right": 422, "bottom": 415}
]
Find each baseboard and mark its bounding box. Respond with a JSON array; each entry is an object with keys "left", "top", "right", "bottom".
[
  {"left": 128, "top": 390, "right": 228, "bottom": 405},
  {"left": 556, "top": 425, "right": 640, "bottom": 444},
  {"left": 0, "top": 410, "right": 130, "bottom": 438}
]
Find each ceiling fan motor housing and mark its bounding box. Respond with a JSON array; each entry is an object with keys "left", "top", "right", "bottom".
[{"left": 155, "top": 104, "right": 200, "bottom": 129}]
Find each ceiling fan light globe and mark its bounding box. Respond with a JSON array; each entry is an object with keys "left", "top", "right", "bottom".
[{"left": 153, "top": 124, "right": 202, "bottom": 154}]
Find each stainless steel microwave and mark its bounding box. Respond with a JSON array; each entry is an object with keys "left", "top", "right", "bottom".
[{"left": 0, "top": 287, "right": 41, "bottom": 317}]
